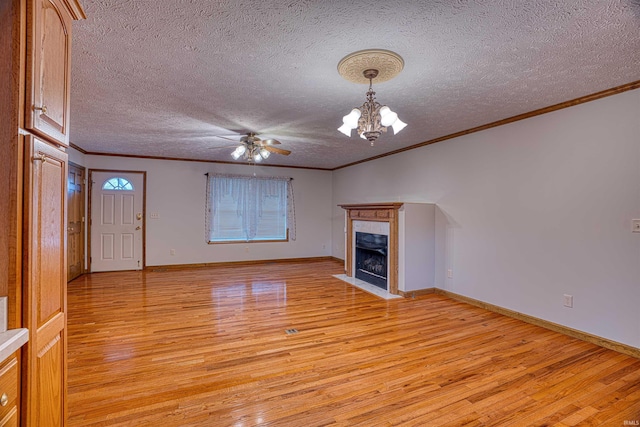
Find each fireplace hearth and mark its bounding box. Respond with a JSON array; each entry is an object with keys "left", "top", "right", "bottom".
[{"left": 355, "top": 232, "right": 388, "bottom": 289}]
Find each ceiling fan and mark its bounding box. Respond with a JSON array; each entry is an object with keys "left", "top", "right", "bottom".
[{"left": 224, "top": 133, "right": 291, "bottom": 163}]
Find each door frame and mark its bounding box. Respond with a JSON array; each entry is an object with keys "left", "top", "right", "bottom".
[
  {"left": 87, "top": 169, "right": 147, "bottom": 272},
  {"left": 67, "top": 161, "right": 86, "bottom": 281}
]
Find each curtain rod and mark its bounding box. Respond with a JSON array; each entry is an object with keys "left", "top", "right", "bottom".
[{"left": 204, "top": 173, "right": 293, "bottom": 180}]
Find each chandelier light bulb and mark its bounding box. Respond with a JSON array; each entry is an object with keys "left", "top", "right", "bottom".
[
  {"left": 338, "top": 108, "right": 361, "bottom": 136},
  {"left": 344, "top": 108, "right": 361, "bottom": 127},
  {"left": 260, "top": 148, "right": 270, "bottom": 159},
  {"left": 253, "top": 151, "right": 262, "bottom": 162},
  {"left": 391, "top": 118, "right": 407, "bottom": 134},
  {"left": 380, "top": 107, "right": 397, "bottom": 127},
  {"left": 338, "top": 123, "right": 353, "bottom": 137}
]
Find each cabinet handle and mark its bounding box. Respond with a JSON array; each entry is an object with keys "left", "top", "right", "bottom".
[
  {"left": 34, "top": 105, "right": 48, "bottom": 114},
  {"left": 0, "top": 393, "right": 8, "bottom": 407},
  {"left": 32, "top": 154, "right": 47, "bottom": 163}
]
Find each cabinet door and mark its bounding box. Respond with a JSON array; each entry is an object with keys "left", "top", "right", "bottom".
[
  {"left": 0, "top": 355, "right": 20, "bottom": 427},
  {"left": 25, "top": 0, "right": 73, "bottom": 146},
  {"left": 22, "top": 136, "right": 67, "bottom": 427}
]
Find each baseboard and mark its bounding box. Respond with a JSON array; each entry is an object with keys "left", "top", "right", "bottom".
[
  {"left": 435, "top": 289, "right": 640, "bottom": 359},
  {"left": 146, "top": 256, "right": 341, "bottom": 271},
  {"left": 398, "top": 288, "right": 436, "bottom": 298}
]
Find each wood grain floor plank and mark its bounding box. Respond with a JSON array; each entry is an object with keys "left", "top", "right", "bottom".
[{"left": 67, "top": 260, "right": 640, "bottom": 426}]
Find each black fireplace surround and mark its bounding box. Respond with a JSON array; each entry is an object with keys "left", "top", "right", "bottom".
[{"left": 355, "top": 232, "right": 388, "bottom": 289}]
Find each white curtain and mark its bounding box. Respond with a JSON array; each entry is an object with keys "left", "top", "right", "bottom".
[{"left": 205, "top": 174, "right": 296, "bottom": 242}]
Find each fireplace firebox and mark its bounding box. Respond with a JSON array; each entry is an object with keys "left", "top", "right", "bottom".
[{"left": 355, "top": 232, "right": 388, "bottom": 289}]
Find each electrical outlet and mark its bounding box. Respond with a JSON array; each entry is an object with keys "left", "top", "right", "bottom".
[
  {"left": 632, "top": 219, "right": 640, "bottom": 233},
  {"left": 170, "top": 249, "right": 175, "bottom": 256},
  {"left": 447, "top": 269, "right": 453, "bottom": 279},
  {"left": 245, "top": 246, "right": 249, "bottom": 253},
  {"left": 563, "top": 294, "right": 573, "bottom": 308}
]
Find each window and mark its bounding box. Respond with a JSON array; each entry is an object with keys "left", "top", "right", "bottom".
[
  {"left": 102, "top": 177, "right": 134, "bottom": 191},
  {"left": 205, "top": 174, "right": 295, "bottom": 243}
]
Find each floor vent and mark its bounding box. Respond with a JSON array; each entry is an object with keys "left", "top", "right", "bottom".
[{"left": 285, "top": 328, "right": 299, "bottom": 335}]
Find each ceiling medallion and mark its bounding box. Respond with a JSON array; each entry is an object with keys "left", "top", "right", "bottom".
[
  {"left": 337, "top": 49, "right": 404, "bottom": 84},
  {"left": 337, "top": 49, "right": 406, "bottom": 144}
]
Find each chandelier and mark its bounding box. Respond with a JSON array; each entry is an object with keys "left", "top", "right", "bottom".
[{"left": 337, "top": 49, "right": 406, "bottom": 144}]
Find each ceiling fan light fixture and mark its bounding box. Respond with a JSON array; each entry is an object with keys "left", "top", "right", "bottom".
[
  {"left": 231, "top": 145, "right": 246, "bottom": 159},
  {"left": 228, "top": 133, "right": 291, "bottom": 163},
  {"left": 337, "top": 49, "right": 406, "bottom": 145}
]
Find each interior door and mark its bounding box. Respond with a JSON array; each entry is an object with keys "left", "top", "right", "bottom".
[
  {"left": 67, "top": 162, "right": 85, "bottom": 281},
  {"left": 90, "top": 171, "right": 144, "bottom": 272}
]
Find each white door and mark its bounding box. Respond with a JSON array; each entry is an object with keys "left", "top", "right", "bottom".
[{"left": 90, "top": 171, "right": 144, "bottom": 272}]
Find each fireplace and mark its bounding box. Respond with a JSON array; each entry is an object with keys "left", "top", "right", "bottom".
[
  {"left": 339, "top": 202, "right": 436, "bottom": 296},
  {"left": 355, "top": 232, "right": 388, "bottom": 289}
]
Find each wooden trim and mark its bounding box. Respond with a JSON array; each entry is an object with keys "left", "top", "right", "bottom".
[
  {"left": 144, "top": 256, "right": 338, "bottom": 271},
  {"left": 333, "top": 79, "right": 640, "bottom": 170},
  {"left": 330, "top": 256, "right": 345, "bottom": 267},
  {"left": 68, "top": 142, "right": 87, "bottom": 154},
  {"left": 61, "top": 0, "right": 86, "bottom": 20},
  {"left": 72, "top": 150, "right": 333, "bottom": 171},
  {"left": 397, "top": 288, "right": 436, "bottom": 298},
  {"left": 436, "top": 289, "right": 640, "bottom": 360},
  {"left": 338, "top": 202, "right": 405, "bottom": 211}
]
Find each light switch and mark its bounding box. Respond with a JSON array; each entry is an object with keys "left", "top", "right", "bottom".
[
  {"left": 150, "top": 213, "right": 160, "bottom": 219},
  {"left": 633, "top": 219, "right": 640, "bottom": 233}
]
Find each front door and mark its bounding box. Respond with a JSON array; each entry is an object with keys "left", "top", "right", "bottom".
[{"left": 90, "top": 171, "right": 145, "bottom": 272}]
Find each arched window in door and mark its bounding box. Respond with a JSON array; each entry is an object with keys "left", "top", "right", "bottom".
[{"left": 102, "top": 177, "right": 134, "bottom": 191}]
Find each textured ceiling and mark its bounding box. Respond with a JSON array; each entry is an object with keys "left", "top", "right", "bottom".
[{"left": 70, "top": 0, "right": 640, "bottom": 170}]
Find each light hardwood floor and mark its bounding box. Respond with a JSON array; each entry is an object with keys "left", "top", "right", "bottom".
[{"left": 67, "top": 259, "right": 640, "bottom": 426}]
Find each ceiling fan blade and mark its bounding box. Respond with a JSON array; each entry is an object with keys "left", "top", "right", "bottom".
[
  {"left": 209, "top": 144, "right": 239, "bottom": 149},
  {"left": 260, "top": 138, "right": 281, "bottom": 145},
  {"left": 263, "top": 146, "right": 291, "bottom": 156},
  {"left": 212, "top": 135, "right": 242, "bottom": 142}
]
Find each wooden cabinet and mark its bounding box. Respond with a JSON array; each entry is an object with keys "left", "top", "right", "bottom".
[
  {"left": 25, "top": 0, "right": 84, "bottom": 146},
  {"left": 0, "top": 0, "right": 83, "bottom": 426},
  {"left": 22, "top": 136, "right": 68, "bottom": 426},
  {"left": 0, "top": 354, "right": 20, "bottom": 427}
]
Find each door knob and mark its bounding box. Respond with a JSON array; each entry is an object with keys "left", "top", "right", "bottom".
[{"left": 136, "top": 226, "right": 141, "bottom": 230}]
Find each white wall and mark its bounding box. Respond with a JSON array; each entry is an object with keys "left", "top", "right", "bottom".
[
  {"left": 71, "top": 154, "right": 333, "bottom": 266},
  {"left": 332, "top": 88, "right": 640, "bottom": 348}
]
